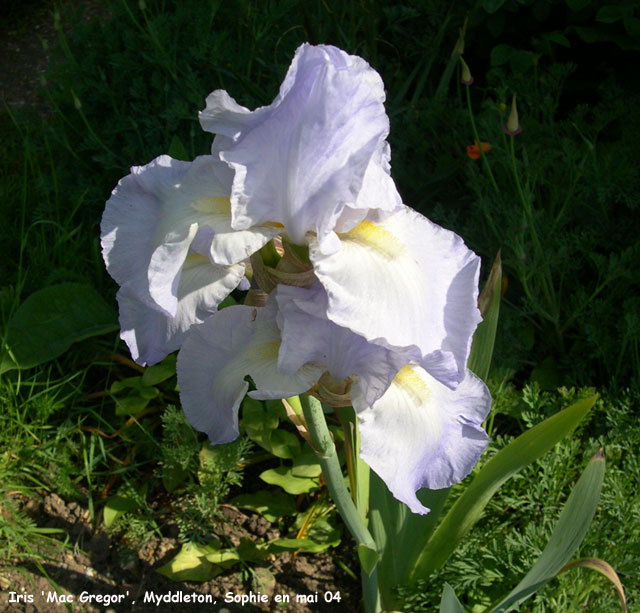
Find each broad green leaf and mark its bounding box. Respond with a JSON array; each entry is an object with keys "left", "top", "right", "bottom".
[
  {"left": 259, "top": 466, "right": 320, "bottom": 495},
  {"left": 113, "top": 393, "right": 152, "bottom": 415},
  {"left": 482, "top": 0, "right": 508, "bottom": 14},
  {"left": 242, "top": 398, "right": 279, "bottom": 451},
  {"left": 103, "top": 495, "right": 140, "bottom": 529},
  {"left": 5, "top": 283, "right": 118, "bottom": 369},
  {"left": 544, "top": 32, "right": 571, "bottom": 47},
  {"left": 268, "top": 538, "right": 329, "bottom": 553},
  {"left": 408, "top": 395, "right": 596, "bottom": 583},
  {"left": 292, "top": 451, "right": 322, "bottom": 478},
  {"left": 157, "top": 542, "right": 217, "bottom": 581},
  {"left": 111, "top": 377, "right": 159, "bottom": 398},
  {"left": 231, "top": 489, "right": 297, "bottom": 521},
  {"left": 490, "top": 44, "right": 512, "bottom": 66},
  {"left": 469, "top": 252, "right": 502, "bottom": 382},
  {"left": 491, "top": 450, "right": 606, "bottom": 612},
  {"left": 270, "top": 429, "right": 301, "bottom": 459},
  {"left": 440, "top": 584, "right": 465, "bottom": 613},
  {"left": 110, "top": 377, "right": 158, "bottom": 415},
  {"left": 271, "top": 514, "right": 342, "bottom": 554},
  {"left": 596, "top": 5, "right": 629, "bottom": 23},
  {"left": 142, "top": 354, "right": 177, "bottom": 385},
  {"left": 162, "top": 465, "right": 189, "bottom": 493}
]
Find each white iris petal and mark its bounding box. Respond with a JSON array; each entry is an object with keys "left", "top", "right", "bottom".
[
  {"left": 310, "top": 204, "right": 482, "bottom": 389},
  {"left": 352, "top": 366, "right": 491, "bottom": 514}
]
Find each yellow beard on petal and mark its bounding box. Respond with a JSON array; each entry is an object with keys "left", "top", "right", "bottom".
[
  {"left": 394, "top": 365, "right": 431, "bottom": 406},
  {"left": 191, "top": 196, "right": 231, "bottom": 215},
  {"left": 243, "top": 340, "right": 281, "bottom": 362},
  {"left": 340, "top": 220, "right": 404, "bottom": 259}
]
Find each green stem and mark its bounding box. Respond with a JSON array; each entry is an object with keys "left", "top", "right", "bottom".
[
  {"left": 300, "top": 394, "right": 381, "bottom": 612},
  {"left": 509, "top": 136, "right": 557, "bottom": 324},
  {"left": 465, "top": 86, "right": 499, "bottom": 196}
]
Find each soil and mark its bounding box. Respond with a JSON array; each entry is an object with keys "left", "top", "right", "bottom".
[
  {"left": 1, "top": 492, "right": 359, "bottom": 612},
  {"left": 1, "top": 3, "right": 360, "bottom": 611}
]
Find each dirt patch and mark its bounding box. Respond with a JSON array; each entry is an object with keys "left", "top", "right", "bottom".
[{"left": 1, "top": 493, "right": 360, "bottom": 612}]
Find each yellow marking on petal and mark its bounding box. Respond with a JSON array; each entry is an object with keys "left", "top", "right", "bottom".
[
  {"left": 265, "top": 221, "right": 285, "bottom": 228},
  {"left": 341, "top": 220, "right": 404, "bottom": 258},
  {"left": 394, "top": 365, "right": 431, "bottom": 405},
  {"left": 184, "top": 253, "right": 209, "bottom": 266},
  {"left": 244, "top": 340, "right": 281, "bottom": 363},
  {"left": 192, "top": 197, "right": 231, "bottom": 215}
]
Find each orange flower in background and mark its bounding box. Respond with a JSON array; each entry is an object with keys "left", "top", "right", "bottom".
[{"left": 466, "top": 140, "right": 491, "bottom": 160}]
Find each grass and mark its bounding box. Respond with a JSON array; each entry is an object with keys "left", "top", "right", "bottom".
[{"left": 1, "top": 0, "right": 638, "bottom": 609}]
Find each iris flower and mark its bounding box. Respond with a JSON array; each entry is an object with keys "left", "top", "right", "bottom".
[
  {"left": 101, "top": 42, "right": 491, "bottom": 514},
  {"left": 177, "top": 283, "right": 491, "bottom": 514}
]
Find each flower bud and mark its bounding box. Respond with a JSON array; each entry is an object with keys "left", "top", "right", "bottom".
[
  {"left": 503, "top": 93, "right": 522, "bottom": 136},
  {"left": 452, "top": 16, "right": 468, "bottom": 56},
  {"left": 460, "top": 57, "right": 473, "bottom": 86}
]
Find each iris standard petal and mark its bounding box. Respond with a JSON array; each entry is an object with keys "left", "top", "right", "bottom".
[
  {"left": 178, "top": 298, "right": 323, "bottom": 444},
  {"left": 310, "top": 204, "right": 482, "bottom": 388},
  {"left": 352, "top": 366, "right": 491, "bottom": 514},
  {"left": 200, "top": 43, "right": 391, "bottom": 250},
  {"left": 275, "top": 283, "right": 409, "bottom": 406},
  {"left": 118, "top": 254, "right": 245, "bottom": 366}
]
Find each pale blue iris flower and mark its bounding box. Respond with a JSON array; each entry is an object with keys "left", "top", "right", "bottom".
[{"left": 101, "top": 42, "right": 491, "bottom": 514}]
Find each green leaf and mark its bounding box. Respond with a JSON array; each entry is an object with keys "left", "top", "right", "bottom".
[
  {"left": 566, "top": 0, "right": 591, "bottom": 10},
  {"left": 259, "top": 466, "right": 320, "bottom": 495},
  {"left": 407, "top": 395, "right": 597, "bottom": 583},
  {"left": 292, "top": 451, "right": 322, "bottom": 478},
  {"left": 357, "top": 544, "right": 379, "bottom": 576},
  {"left": 231, "top": 489, "right": 297, "bottom": 521},
  {"left": 490, "top": 449, "right": 605, "bottom": 611},
  {"left": 243, "top": 397, "right": 279, "bottom": 451},
  {"left": 544, "top": 32, "right": 571, "bottom": 47},
  {"left": 103, "top": 495, "right": 140, "bottom": 529},
  {"left": 142, "top": 353, "right": 177, "bottom": 385},
  {"left": 5, "top": 283, "right": 118, "bottom": 369},
  {"left": 370, "top": 474, "right": 449, "bottom": 611},
  {"left": 269, "top": 429, "right": 301, "bottom": 459},
  {"left": 482, "top": 0, "right": 508, "bottom": 14},
  {"left": 162, "top": 466, "right": 189, "bottom": 493},
  {"left": 157, "top": 542, "right": 217, "bottom": 581},
  {"left": 440, "top": 584, "right": 465, "bottom": 613},
  {"left": 167, "top": 134, "right": 189, "bottom": 161},
  {"left": 469, "top": 252, "right": 501, "bottom": 382},
  {"left": 490, "top": 44, "right": 512, "bottom": 67},
  {"left": 110, "top": 376, "right": 159, "bottom": 415},
  {"left": 596, "top": 5, "right": 629, "bottom": 23},
  {"left": 266, "top": 538, "right": 322, "bottom": 553}
]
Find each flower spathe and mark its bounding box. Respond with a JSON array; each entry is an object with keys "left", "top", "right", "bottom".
[{"left": 102, "top": 42, "right": 491, "bottom": 515}]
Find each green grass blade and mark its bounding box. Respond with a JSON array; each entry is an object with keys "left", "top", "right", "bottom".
[
  {"left": 407, "top": 395, "right": 597, "bottom": 583},
  {"left": 490, "top": 449, "right": 606, "bottom": 612}
]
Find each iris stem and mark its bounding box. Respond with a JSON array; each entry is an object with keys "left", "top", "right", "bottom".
[{"left": 300, "top": 394, "right": 381, "bottom": 613}]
